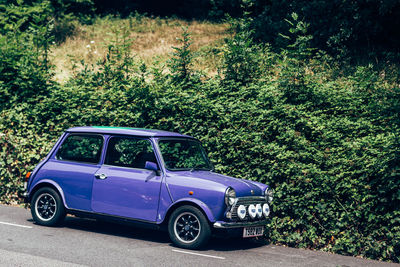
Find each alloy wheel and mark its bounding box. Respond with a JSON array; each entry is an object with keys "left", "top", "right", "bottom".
[
  {"left": 34, "top": 193, "right": 57, "bottom": 222},
  {"left": 173, "top": 212, "right": 201, "bottom": 243}
]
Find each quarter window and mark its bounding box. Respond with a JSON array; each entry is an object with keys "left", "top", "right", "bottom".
[
  {"left": 105, "top": 137, "right": 157, "bottom": 169},
  {"left": 56, "top": 134, "right": 103, "bottom": 164}
]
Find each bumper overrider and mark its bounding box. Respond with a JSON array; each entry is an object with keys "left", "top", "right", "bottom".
[{"left": 21, "top": 191, "right": 30, "bottom": 203}]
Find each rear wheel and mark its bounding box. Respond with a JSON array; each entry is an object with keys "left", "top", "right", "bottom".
[
  {"left": 168, "top": 205, "right": 211, "bottom": 249},
  {"left": 31, "top": 187, "right": 66, "bottom": 226}
]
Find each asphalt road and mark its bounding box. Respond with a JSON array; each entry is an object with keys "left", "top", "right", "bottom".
[{"left": 0, "top": 204, "right": 397, "bottom": 267}]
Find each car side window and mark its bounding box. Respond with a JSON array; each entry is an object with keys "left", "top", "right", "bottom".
[
  {"left": 158, "top": 139, "right": 210, "bottom": 170},
  {"left": 105, "top": 137, "right": 157, "bottom": 169},
  {"left": 55, "top": 134, "right": 103, "bottom": 164}
]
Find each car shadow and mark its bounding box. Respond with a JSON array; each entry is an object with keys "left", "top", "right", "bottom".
[
  {"left": 56, "top": 216, "right": 170, "bottom": 244},
  {"left": 40, "top": 215, "right": 269, "bottom": 251}
]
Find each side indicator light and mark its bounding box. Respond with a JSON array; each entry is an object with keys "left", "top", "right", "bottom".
[{"left": 189, "top": 191, "right": 194, "bottom": 195}]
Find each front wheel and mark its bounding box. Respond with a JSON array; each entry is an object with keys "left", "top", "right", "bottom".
[
  {"left": 168, "top": 205, "right": 211, "bottom": 249},
  {"left": 31, "top": 187, "right": 66, "bottom": 226}
]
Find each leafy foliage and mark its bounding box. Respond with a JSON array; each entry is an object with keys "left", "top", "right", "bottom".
[
  {"left": 87, "top": 0, "right": 400, "bottom": 62},
  {"left": 0, "top": 30, "right": 54, "bottom": 109},
  {"left": 222, "top": 21, "right": 262, "bottom": 85},
  {"left": 0, "top": 9, "right": 399, "bottom": 263},
  {"left": 168, "top": 27, "right": 194, "bottom": 85},
  {"left": 0, "top": 0, "right": 94, "bottom": 43}
]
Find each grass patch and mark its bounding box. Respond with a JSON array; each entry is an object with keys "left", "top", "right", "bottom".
[{"left": 51, "top": 15, "right": 230, "bottom": 82}]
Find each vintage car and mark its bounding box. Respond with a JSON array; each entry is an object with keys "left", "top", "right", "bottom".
[{"left": 23, "top": 126, "right": 273, "bottom": 249}]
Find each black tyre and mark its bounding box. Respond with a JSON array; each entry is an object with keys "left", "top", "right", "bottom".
[
  {"left": 168, "top": 205, "right": 211, "bottom": 249},
  {"left": 31, "top": 187, "right": 66, "bottom": 226}
]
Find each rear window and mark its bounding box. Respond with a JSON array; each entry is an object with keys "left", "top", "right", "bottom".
[{"left": 56, "top": 134, "right": 103, "bottom": 164}]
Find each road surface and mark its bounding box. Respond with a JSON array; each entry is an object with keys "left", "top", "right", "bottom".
[{"left": 0, "top": 204, "right": 397, "bottom": 267}]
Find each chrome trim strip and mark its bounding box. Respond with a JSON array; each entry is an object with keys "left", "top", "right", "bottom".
[
  {"left": 235, "top": 196, "right": 265, "bottom": 201},
  {"left": 213, "top": 220, "right": 268, "bottom": 229}
]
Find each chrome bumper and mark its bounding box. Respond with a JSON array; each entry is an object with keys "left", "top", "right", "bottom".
[
  {"left": 21, "top": 191, "right": 29, "bottom": 203},
  {"left": 213, "top": 220, "right": 268, "bottom": 229}
]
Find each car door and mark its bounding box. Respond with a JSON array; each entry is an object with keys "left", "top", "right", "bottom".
[{"left": 91, "top": 136, "right": 162, "bottom": 222}]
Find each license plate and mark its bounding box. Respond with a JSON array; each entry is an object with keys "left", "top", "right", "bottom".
[{"left": 243, "top": 226, "right": 264, "bottom": 238}]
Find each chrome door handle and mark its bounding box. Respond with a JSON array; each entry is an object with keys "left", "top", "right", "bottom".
[{"left": 95, "top": 173, "right": 107, "bottom": 180}]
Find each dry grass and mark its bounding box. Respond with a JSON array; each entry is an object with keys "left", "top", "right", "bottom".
[{"left": 51, "top": 16, "right": 230, "bottom": 82}]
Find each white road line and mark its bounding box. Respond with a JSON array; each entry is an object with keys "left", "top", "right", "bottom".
[
  {"left": 0, "top": 221, "right": 33, "bottom": 229},
  {"left": 172, "top": 249, "right": 225, "bottom": 260}
]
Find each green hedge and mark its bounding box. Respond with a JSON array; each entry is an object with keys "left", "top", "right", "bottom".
[{"left": 0, "top": 23, "right": 399, "bottom": 262}]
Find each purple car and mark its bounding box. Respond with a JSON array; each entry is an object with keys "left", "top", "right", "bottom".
[{"left": 23, "top": 126, "right": 273, "bottom": 249}]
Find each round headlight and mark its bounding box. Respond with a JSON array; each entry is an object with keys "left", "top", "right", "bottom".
[
  {"left": 265, "top": 188, "right": 274, "bottom": 203},
  {"left": 225, "top": 187, "right": 237, "bottom": 206},
  {"left": 262, "top": 203, "right": 270, "bottom": 217},
  {"left": 248, "top": 204, "right": 257, "bottom": 219},
  {"left": 237, "top": 205, "right": 246, "bottom": 220},
  {"left": 256, "top": 203, "right": 263, "bottom": 218}
]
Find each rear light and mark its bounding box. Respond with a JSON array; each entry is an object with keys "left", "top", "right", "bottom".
[{"left": 24, "top": 172, "right": 31, "bottom": 190}]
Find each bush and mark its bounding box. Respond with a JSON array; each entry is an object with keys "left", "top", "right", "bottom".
[
  {"left": 0, "top": 0, "right": 95, "bottom": 43},
  {"left": 222, "top": 26, "right": 262, "bottom": 85},
  {"left": 168, "top": 27, "right": 195, "bottom": 85},
  {"left": 0, "top": 18, "right": 399, "bottom": 263},
  {"left": 0, "top": 31, "right": 53, "bottom": 110}
]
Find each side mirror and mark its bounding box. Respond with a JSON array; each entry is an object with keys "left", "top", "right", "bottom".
[{"left": 145, "top": 161, "right": 160, "bottom": 175}]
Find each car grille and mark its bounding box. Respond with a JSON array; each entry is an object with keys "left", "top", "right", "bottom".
[{"left": 229, "top": 196, "right": 268, "bottom": 221}]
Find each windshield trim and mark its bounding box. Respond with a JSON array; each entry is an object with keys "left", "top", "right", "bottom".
[{"left": 155, "top": 137, "right": 214, "bottom": 172}]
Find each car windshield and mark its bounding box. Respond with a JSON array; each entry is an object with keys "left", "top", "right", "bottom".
[{"left": 158, "top": 138, "right": 213, "bottom": 171}]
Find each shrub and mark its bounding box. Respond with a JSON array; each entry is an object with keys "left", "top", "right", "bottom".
[
  {"left": 222, "top": 19, "right": 263, "bottom": 85},
  {"left": 0, "top": 16, "right": 399, "bottom": 263},
  {"left": 168, "top": 27, "right": 199, "bottom": 86},
  {"left": 0, "top": 31, "right": 53, "bottom": 110}
]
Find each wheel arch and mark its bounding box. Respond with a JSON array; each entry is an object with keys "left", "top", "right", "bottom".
[
  {"left": 161, "top": 198, "right": 216, "bottom": 226},
  {"left": 29, "top": 180, "right": 68, "bottom": 208}
]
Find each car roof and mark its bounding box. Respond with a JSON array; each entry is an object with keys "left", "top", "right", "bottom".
[{"left": 66, "top": 126, "right": 195, "bottom": 138}]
